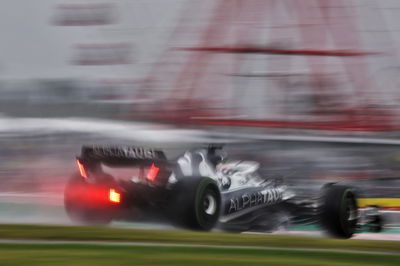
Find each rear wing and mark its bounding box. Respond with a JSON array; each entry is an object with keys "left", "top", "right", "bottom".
[{"left": 79, "top": 145, "right": 168, "bottom": 166}]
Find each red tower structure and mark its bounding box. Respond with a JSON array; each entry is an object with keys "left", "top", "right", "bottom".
[{"left": 136, "top": 0, "right": 398, "bottom": 131}]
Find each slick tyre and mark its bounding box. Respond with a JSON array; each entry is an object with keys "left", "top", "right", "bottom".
[
  {"left": 321, "top": 185, "right": 358, "bottom": 238},
  {"left": 64, "top": 175, "right": 113, "bottom": 225},
  {"left": 172, "top": 176, "right": 221, "bottom": 231}
]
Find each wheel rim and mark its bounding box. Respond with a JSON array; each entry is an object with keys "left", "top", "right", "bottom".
[
  {"left": 203, "top": 193, "right": 217, "bottom": 215},
  {"left": 346, "top": 196, "right": 358, "bottom": 222}
]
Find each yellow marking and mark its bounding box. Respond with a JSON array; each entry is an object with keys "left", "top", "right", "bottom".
[{"left": 357, "top": 198, "right": 400, "bottom": 208}]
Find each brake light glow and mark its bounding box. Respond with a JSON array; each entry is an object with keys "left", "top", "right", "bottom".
[
  {"left": 76, "top": 159, "right": 88, "bottom": 178},
  {"left": 109, "top": 188, "right": 121, "bottom": 203},
  {"left": 146, "top": 163, "right": 160, "bottom": 182}
]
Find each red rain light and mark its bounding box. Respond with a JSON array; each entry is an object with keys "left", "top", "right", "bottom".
[
  {"left": 109, "top": 188, "right": 121, "bottom": 203},
  {"left": 76, "top": 159, "right": 88, "bottom": 178},
  {"left": 146, "top": 163, "right": 160, "bottom": 182}
]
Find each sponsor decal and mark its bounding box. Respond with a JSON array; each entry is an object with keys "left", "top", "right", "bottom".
[
  {"left": 228, "top": 188, "right": 284, "bottom": 213},
  {"left": 92, "top": 147, "right": 156, "bottom": 159}
]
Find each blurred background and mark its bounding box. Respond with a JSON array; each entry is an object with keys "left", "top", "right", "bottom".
[{"left": 0, "top": 0, "right": 399, "bottom": 228}]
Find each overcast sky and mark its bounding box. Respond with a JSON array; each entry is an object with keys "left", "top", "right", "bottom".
[
  {"left": 0, "top": 0, "right": 187, "bottom": 80},
  {"left": 1, "top": 0, "right": 400, "bottom": 85}
]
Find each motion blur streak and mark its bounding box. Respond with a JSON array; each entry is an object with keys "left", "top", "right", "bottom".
[
  {"left": 358, "top": 198, "right": 400, "bottom": 210},
  {"left": 0, "top": 0, "right": 399, "bottom": 239}
]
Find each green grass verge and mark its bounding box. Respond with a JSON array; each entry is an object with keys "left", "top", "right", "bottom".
[
  {"left": 0, "top": 243, "right": 399, "bottom": 266},
  {"left": 0, "top": 224, "right": 399, "bottom": 253}
]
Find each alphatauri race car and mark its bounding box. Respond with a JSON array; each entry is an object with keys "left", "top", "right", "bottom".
[{"left": 64, "top": 145, "right": 382, "bottom": 238}]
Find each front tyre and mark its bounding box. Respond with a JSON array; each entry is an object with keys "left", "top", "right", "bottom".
[{"left": 320, "top": 185, "right": 358, "bottom": 238}]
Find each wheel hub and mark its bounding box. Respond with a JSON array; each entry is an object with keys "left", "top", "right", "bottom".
[{"left": 203, "top": 194, "right": 217, "bottom": 215}]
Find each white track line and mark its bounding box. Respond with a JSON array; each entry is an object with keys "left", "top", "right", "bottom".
[{"left": 0, "top": 239, "right": 398, "bottom": 255}]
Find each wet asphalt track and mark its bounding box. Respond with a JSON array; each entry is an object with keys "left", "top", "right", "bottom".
[
  {"left": 0, "top": 118, "right": 399, "bottom": 242},
  {"left": 0, "top": 193, "right": 399, "bottom": 241}
]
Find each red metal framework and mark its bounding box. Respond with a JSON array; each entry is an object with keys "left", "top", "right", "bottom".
[{"left": 136, "top": 0, "right": 396, "bottom": 131}]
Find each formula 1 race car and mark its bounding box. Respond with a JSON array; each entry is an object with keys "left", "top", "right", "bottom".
[{"left": 64, "top": 144, "right": 383, "bottom": 238}]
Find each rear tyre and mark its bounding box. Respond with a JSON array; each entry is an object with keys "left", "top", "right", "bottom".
[
  {"left": 171, "top": 176, "right": 221, "bottom": 231},
  {"left": 320, "top": 185, "right": 358, "bottom": 238},
  {"left": 64, "top": 175, "right": 114, "bottom": 225}
]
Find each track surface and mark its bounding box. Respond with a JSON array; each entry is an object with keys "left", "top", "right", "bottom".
[
  {"left": 0, "top": 194, "right": 399, "bottom": 241},
  {"left": 1, "top": 241, "right": 398, "bottom": 266},
  {"left": 0, "top": 239, "right": 398, "bottom": 255},
  {"left": 269, "top": 230, "right": 400, "bottom": 241},
  {"left": 1, "top": 219, "right": 400, "bottom": 265}
]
